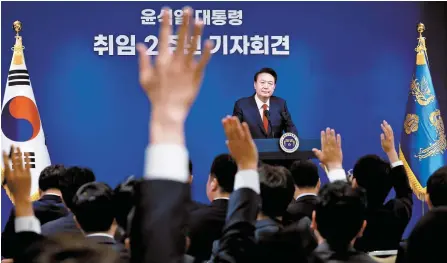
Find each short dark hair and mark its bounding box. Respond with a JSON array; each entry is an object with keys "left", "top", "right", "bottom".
[
  {"left": 59, "top": 167, "right": 96, "bottom": 210},
  {"left": 427, "top": 166, "right": 447, "bottom": 207},
  {"left": 254, "top": 67, "right": 278, "bottom": 83},
  {"left": 353, "top": 154, "right": 393, "bottom": 206},
  {"left": 38, "top": 164, "right": 66, "bottom": 191},
  {"left": 189, "top": 159, "right": 193, "bottom": 175},
  {"left": 289, "top": 160, "right": 319, "bottom": 188},
  {"left": 259, "top": 164, "right": 295, "bottom": 217},
  {"left": 114, "top": 176, "right": 140, "bottom": 233},
  {"left": 16, "top": 233, "right": 120, "bottom": 263},
  {"left": 210, "top": 154, "right": 237, "bottom": 193},
  {"left": 407, "top": 207, "right": 447, "bottom": 263},
  {"left": 316, "top": 181, "right": 367, "bottom": 249},
  {"left": 72, "top": 182, "right": 115, "bottom": 233}
]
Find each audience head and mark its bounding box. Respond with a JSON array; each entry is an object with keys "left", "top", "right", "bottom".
[
  {"left": 254, "top": 67, "right": 277, "bottom": 101},
  {"left": 59, "top": 167, "right": 96, "bottom": 210},
  {"left": 206, "top": 154, "right": 237, "bottom": 201},
  {"left": 188, "top": 159, "right": 193, "bottom": 184},
  {"left": 426, "top": 165, "right": 447, "bottom": 208},
  {"left": 114, "top": 176, "right": 139, "bottom": 234},
  {"left": 38, "top": 164, "right": 66, "bottom": 193},
  {"left": 407, "top": 207, "right": 447, "bottom": 263},
  {"left": 258, "top": 164, "right": 295, "bottom": 218},
  {"left": 16, "top": 233, "right": 120, "bottom": 263},
  {"left": 72, "top": 182, "right": 115, "bottom": 234},
  {"left": 312, "top": 181, "right": 367, "bottom": 250},
  {"left": 289, "top": 160, "right": 320, "bottom": 192},
  {"left": 352, "top": 154, "right": 392, "bottom": 207}
]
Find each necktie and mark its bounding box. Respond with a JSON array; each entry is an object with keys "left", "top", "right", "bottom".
[{"left": 262, "top": 104, "right": 269, "bottom": 132}]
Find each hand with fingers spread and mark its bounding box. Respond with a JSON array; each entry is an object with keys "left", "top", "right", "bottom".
[
  {"left": 222, "top": 116, "right": 258, "bottom": 170},
  {"left": 312, "top": 128, "right": 343, "bottom": 171},
  {"left": 137, "top": 7, "right": 213, "bottom": 125},
  {"left": 2, "top": 146, "right": 33, "bottom": 216},
  {"left": 380, "top": 120, "right": 399, "bottom": 163}
]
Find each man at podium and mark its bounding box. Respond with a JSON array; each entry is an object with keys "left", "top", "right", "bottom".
[{"left": 232, "top": 67, "right": 298, "bottom": 139}]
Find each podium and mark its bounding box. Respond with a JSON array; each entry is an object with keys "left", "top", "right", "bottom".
[{"left": 254, "top": 138, "right": 319, "bottom": 168}]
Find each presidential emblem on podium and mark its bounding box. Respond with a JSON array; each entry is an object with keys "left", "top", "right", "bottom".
[{"left": 279, "top": 133, "right": 299, "bottom": 153}]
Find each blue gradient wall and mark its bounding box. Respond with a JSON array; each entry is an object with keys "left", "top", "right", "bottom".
[{"left": 3, "top": 1, "right": 437, "bottom": 237}]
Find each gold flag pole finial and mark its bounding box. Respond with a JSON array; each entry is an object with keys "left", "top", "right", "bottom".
[
  {"left": 12, "top": 20, "right": 25, "bottom": 65},
  {"left": 13, "top": 20, "right": 22, "bottom": 36},
  {"left": 416, "top": 23, "right": 427, "bottom": 65}
]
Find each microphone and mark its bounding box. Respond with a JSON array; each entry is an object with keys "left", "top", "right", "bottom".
[{"left": 264, "top": 109, "right": 274, "bottom": 138}]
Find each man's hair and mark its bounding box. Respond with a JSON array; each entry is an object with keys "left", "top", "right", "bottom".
[
  {"left": 407, "top": 207, "right": 447, "bottom": 263},
  {"left": 189, "top": 159, "right": 193, "bottom": 175},
  {"left": 427, "top": 166, "right": 447, "bottom": 207},
  {"left": 316, "top": 181, "right": 367, "bottom": 250},
  {"left": 16, "top": 233, "right": 120, "bottom": 263},
  {"left": 254, "top": 67, "right": 278, "bottom": 83},
  {"left": 353, "top": 154, "right": 393, "bottom": 206},
  {"left": 259, "top": 164, "right": 295, "bottom": 217},
  {"left": 210, "top": 154, "right": 237, "bottom": 193},
  {"left": 114, "top": 176, "right": 140, "bottom": 234},
  {"left": 72, "top": 182, "right": 115, "bottom": 233},
  {"left": 59, "top": 167, "right": 96, "bottom": 210},
  {"left": 38, "top": 164, "right": 66, "bottom": 191},
  {"left": 289, "top": 160, "right": 319, "bottom": 188}
]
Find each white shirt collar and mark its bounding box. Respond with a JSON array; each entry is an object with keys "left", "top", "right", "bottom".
[
  {"left": 296, "top": 193, "right": 317, "bottom": 200},
  {"left": 86, "top": 233, "right": 115, "bottom": 239},
  {"left": 254, "top": 94, "right": 270, "bottom": 110},
  {"left": 213, "top": 197, "right": 230, "bottom": 201}
]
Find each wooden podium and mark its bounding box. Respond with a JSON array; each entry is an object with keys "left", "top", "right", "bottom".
[{"left": 254, "top": 138, "right": 319, "bottom": 168}]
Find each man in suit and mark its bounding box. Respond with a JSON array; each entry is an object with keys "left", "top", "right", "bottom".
[
  {"left": 187, "top": 154, "right": 237, "bottom": 261},
  {"left": 41, "top": 167, "right": 96, "bottom": 236},
  {"left": 395, "top": 165, "right": 447, "bottom": 263},
  {"left": 210, "top": 164, "right": 314, "bottom": 263},
  {"left": 187, "top": 159, "right": 207, "bottom": 213},
  {"left": 283, "top": 160, "right": 320, "bottom": 225},
  {"left": 71, "top": 181, "right": 128, "bottom": 260},
  {"left": 1, "top": 164, "right": 69, "bottom": 259},
  {"left": 233, "top": 67, "right": 298, "bottom": 139},
  {"left": 353, "top": 121, "right": 413, "bottom": 253},
  {"left": 309, "top": 181, "right": 377, "bottom": 263}
]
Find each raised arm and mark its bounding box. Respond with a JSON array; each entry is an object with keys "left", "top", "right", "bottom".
[{"left": 131, "top": 6, "right": 213, "bottom": 263}]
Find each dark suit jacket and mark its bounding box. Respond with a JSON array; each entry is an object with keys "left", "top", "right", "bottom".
[
  {"left": 233, "top": 95, "right": 298, "bottom": 139},
  {"left": 187, "top": 199, "right": 229, "bottom": 261},
  {"left": 354, "top": 165, "right": 413, "bottom": 252},
  {"left": 283, "top": 194, "right": 318, "bottom": 225},
  {"left": 309, "top": 242, "right": 378, "bottom": 263},
  {"left": 87, "top": 234, "right": 129, "bottom": 261},
  {"left": 211, "top": 216, "right": 316, "bottom": 263},
  {"left": 131, "top": 179, "right": 259, "bottom": 263},
  {"left": 1, "top": 194, "right": 68, "bottom": 258},
  {"left": 41, "top": 212, "right": 81, "bottom": 236}
]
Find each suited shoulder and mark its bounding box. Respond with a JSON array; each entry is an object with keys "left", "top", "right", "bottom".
[
  {"left": 234, "top": 96, "right": 254, "bottom": 105},
  {"left": 270, "top": 95, "right": 286, "bottom": 104}
]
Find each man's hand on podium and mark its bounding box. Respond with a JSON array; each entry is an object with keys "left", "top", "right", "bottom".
[{"left": 312, "top": 128, "right": 343, "bottom": 172}]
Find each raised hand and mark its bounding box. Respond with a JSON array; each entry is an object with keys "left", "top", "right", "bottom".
[
  {"left": 2, "top": 146, "right": 32, "bottom": 213},
  {"left": 380, "top": 120, "right": 399, "bottom": 163},
  {"left": 222, "top": 116, "right": 258, "bottom": 170},
  {"left": 312, "top": 128, "right": 343, "bottom": 171},
  {"left": 137, "top": 7, "right": 213, "bottom": 124}
]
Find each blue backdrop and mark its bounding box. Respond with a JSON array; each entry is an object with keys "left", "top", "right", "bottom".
[{"left": 2, "top": 1, "right": 444, "bottom": 237}]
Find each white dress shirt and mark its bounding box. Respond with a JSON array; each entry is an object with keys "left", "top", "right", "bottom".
[{"left": 254, "top": 94, "right": 270, "bottom": 120}]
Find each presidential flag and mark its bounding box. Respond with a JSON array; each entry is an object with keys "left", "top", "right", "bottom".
[
  {"left": 1, "top": 27, "right": 51, "bottom": 201},
  {"left": 399, "top": 23, "right": 447, "bottom": 200}
]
